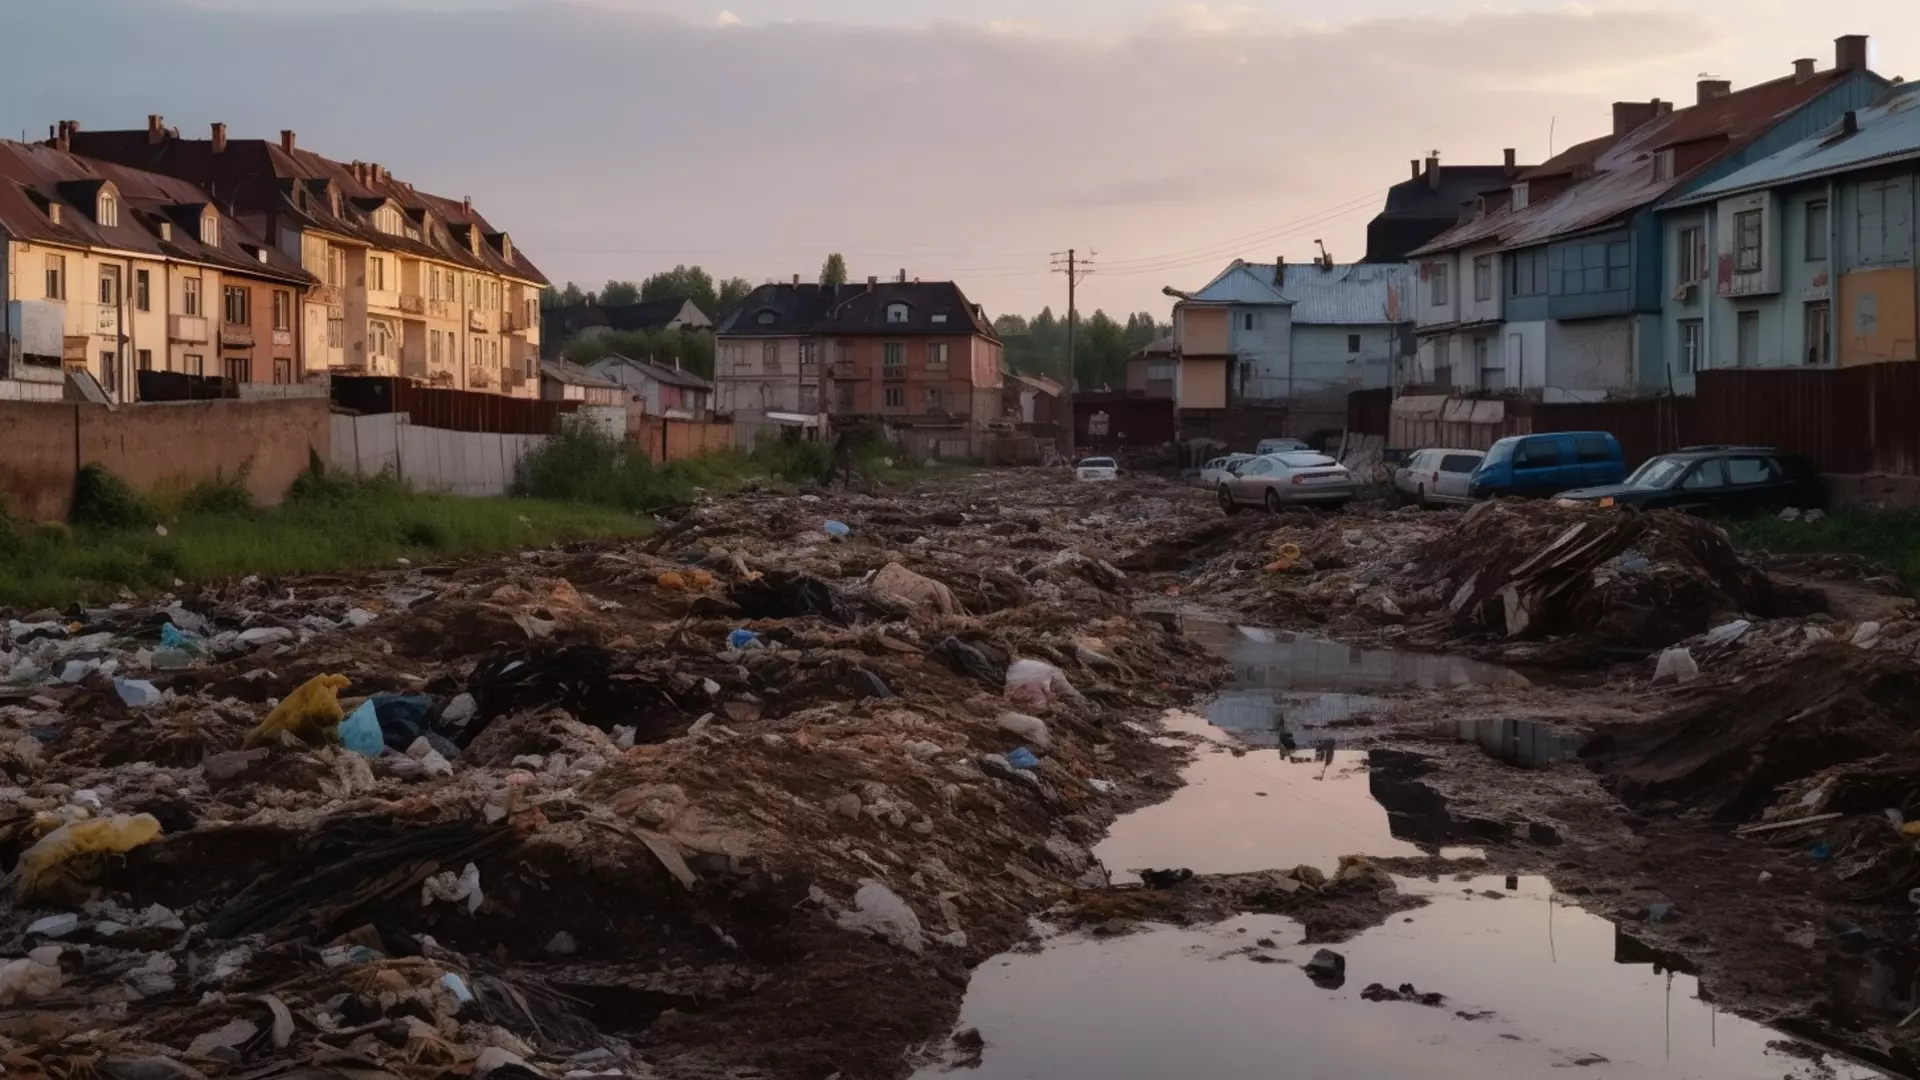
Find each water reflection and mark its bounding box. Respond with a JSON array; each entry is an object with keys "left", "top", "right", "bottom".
[
  {"left": 1451, "top": 717, "right": 1588, "bottom": 768},
  {"left": 917, "top": 876, "right": 1886, "bottom": 1080}
]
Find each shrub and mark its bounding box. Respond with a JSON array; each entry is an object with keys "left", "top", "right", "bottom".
[
  {"left": 179, "top": 460, "right": 255, "bottom": 516},
  {"left": 71, "top": 464, "right": 155, "bottom": 530}
]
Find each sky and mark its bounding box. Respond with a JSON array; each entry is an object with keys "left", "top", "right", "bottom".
[{"left": 1, "top": 0, "right": 1915, "bottom": 320}]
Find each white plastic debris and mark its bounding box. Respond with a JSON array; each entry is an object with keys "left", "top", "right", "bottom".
[
  {"left": 834, "top": 880, "right": 925, "bottom": 954},
  {"left": 0, "top": 946, "right": 64, "bottom": 1005},
  {"left": 441, "top": 692, "right": 478, "bottom": 728},
  {"left": 115, "top": 678, "right": 164, "bottom": 708},
  {"left": 421, "top": 862, "right": 484, "bottom": 914},
  {"left": 1703, "top": 620, "right": 1752, "bottom": 648},
  {"left": 995, "top": 711, "right": 1053, "bottom": 750},
  {"left": 1005, "top": 659, "right": 1084, "bottom": 712},
  {"left": 237, "top": 626, "right": 294, "bottom": 647},
  {"left": 26, "top": 913, "right": 80, "bottom": 939},
  {"left": 1087, "top": 778, "right": 1118, "bottom": 794},
  {"left": 1853, "top": 621, "right": 1884, "bottom": 649},
  {"left": 611, "top": 725, "right": 637, "bottom": 750},
  {"left": 343, "top": 608, "right": 378, "bottom": 628},
  {"left": 1653, "top": 648, "right": 1700, "bottom": 685},
  {"left": 208, "top": 945, "right": 253, "bottom": 982},
  {"left": 1779, "top": 507, "right": 1803, "bottom": 522},
  {"left": 126, "top": 952, "right": 177, "bottom": 997},
  {"left": 405, "top": 737, "right": 454, "bottom": 778},
  {"left": 60, "top": 660, "right": 96, "bottom": 683}
]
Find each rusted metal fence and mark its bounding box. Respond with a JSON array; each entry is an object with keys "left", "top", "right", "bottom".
[{"left": 331, "top": 375, "right": 579, "bottom": 436}]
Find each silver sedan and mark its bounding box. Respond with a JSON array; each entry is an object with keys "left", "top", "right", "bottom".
[{"left": 1218, "top": 452, "right": 1356, "bottom": 514}]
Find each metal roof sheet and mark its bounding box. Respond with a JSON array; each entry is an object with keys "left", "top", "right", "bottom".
[
  {"left": 1187, "top": 261, "right": 1415, "bottom": 325},
  {"left": 1668, "top": 84, "right": 1920, "bottom": 206}
]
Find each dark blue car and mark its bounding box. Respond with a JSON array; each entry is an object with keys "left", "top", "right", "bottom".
[{"left": 1467, "top": 431, "right": 1627, "bottom": 500}]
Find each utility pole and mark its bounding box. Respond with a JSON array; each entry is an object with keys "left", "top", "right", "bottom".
[{"left": 1051, "top": 248, "right": 1094, "bottom": 460}]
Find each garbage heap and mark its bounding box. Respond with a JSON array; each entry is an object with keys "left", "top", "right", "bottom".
[
  {"left": 0, "top": 473, "right": 1223, "bottom": 1080},
  {"left": 1415, "top": 501, "right": 1814, "bottom": 655}
]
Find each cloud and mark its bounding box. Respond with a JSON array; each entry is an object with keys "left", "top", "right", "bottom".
[{"left": 0, "top": 0, "right": 1719, "bottom": 315}]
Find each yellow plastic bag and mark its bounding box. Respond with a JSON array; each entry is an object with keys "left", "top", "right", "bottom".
[
  {"left": 245, "top": 673, "right": 350, "bottom": 748},
  {"left": 15, "top": 814, "right": 163, "bottom": 899}
]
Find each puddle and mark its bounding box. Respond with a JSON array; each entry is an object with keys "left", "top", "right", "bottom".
[
  {"left": 1450, "top": 717, "right": 1588, "bottom": 768},
  {"left": 918, "top": 876, "right": 1888, "bottom": 1080}
]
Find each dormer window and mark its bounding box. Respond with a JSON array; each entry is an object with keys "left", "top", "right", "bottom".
[
  {"left": 200, "top": 208, "right": 219, "bottom": 248},
  {"left": 372, "top": 203, "right": 404, "bottom": 235},
  {"left": 469, "top": 229, "right": 481, "bottom": 256},
  {"left": 1511, "top": 182, "right": 1530, "bottom": 210},
  {"left": 48, "top": 203, "right": 62, "bottom": 226},
  {"left": 885, "top": 302, "right": 910, "bottom": 324},
  {"left": 499, "top": 234, "right": 513, "bottom": 261},
  {"left": 158, "top": 221, "right": 172, "bottom": 242},
  {"left": 97, "top": 191, "right": 118, "bottom": 227},
  {"left": 1653, "top": 149, "right": 1676, "bottom": 182},
  {"left": 755, "top": 310, "right": 777, "bottom": 326}
]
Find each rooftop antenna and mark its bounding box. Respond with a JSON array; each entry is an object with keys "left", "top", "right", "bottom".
[{"left": 1548, "top": 116, "right": 1557, "bottom": 158}]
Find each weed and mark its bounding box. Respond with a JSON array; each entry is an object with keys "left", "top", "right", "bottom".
[
  {"left": 1726, "top": 510, "right": 1920, "bottom": 591},
  {"left": 71, "top": 464, "right": 156, "bottom": 530},
  {"left": 179, "top": 460, "right": 255, "bottom": 516},
  {"left": 515, "top": 421, "right": 754, "bottom": 511}
]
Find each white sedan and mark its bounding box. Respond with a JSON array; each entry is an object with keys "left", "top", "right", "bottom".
[
  {"left": 1218, "top": 452, "right": 1356, "bottom": 513},
  {"left": 1076, "top": 456, "right": 1119, "bottom": 481},
  {"left": 1198, "top": 453, "right": 1255, "bottom": 488}
]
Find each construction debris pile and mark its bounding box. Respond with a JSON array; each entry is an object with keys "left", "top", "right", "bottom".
[{"left": 0, "top": 472, "right": 1225, "bottom": 1080}]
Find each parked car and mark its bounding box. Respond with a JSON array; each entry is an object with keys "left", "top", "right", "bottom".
[
  {"left": 1255, "top": 437, "right": 1312, "bottom": 456},
  {"left": 1467, "top": 431, "right": 1626, "bottom": 500},
  {"left": 1218, "top": 452, "right": 1355, "bottom": 514},
  {"left": 1075, "top": 456, "right": 1119, "bottom": 482},
  {"left": 1393, "top": 448, "right": 1487, "bottom": 507},
  {"left": 1554, "top": 446, "right": 1823, "bottom": 513},
  {"left": 1198, "top": 453, "right": 1255, "bottom": 487}
]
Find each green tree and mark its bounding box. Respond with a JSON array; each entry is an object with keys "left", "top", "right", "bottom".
[
  {"left": 563, "top": 327, "right": 716, "bottom": 381},
  {"left": 1079, "top": 310, "right": 1128, "bottom": 391},
  {"left": 716, "top": 277, "right": 754, "bottom": 318},
  {"left": 543, "top": 282, "right": 587, "bottom": 309},
  {"left": 599, "top": 280, "right": 642, "bottom": 305},
  {"left": 640, "top": 265, "right": 719, "bottom": 315},
  {"left": 820, "top": 253, "right": 849, "bottom": 287}
]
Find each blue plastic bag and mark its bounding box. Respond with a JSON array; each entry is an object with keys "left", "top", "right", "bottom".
[
  {"left": 824, "top": 520, "right": 851, "bottom": 539},
  {"left": 728, "top": 629, "right": 762, "bottom": 650},
  {"left": 160, "top": 622, "right": 202, "bottom": 653},
  {"left": 339, "top": 699, "right": 384, "bottom": 756},
  {"left": 1008, "top": 747, "right": 1041, "bottom": 770}
]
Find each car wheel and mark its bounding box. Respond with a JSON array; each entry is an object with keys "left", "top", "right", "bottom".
[
  {"left": 1264, "top": 488, "right": 1282, "bottom": 514},
  {"left": 1218, "top": 485, "right": 1241, "bottom": 515}
]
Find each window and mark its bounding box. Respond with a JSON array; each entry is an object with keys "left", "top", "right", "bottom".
[
  {"left": 1513, "top": 439, "right": 1561, "bottom": 469},
  {"left": 1440, "top": 454, "right": 1482, "bottom": 474},
  {"left": 800, "top": 385, "right": 818, "bottom": 412},
  {"left": 1347, "top": 334, "right": 1361, "bottom": 354},
  {"left": 1855, "top": 178, "right": 1915, "bottom": 266},
  {"left": 137, "top": 349, "right": 152, "bottom": 371},
  {"left": 1562, "top": 240, "right": 1630, "bottom": 294},
  {"left": 200, "top": 209, "right": 219, "bottom": 248},
  {"left": 923, "top": 387, "right": 944, "bottom": 412},
  {"left": 369, "top": 320, "right": 393, "bottom": 358},
  {"left": 225, "top": 356, "right": 251, "bottom": 384},
  {"left": 886, "top": 303, "right": 910, "bottom": 324},
  {"left": 836, "top": 384, "right": 856, "bottom": 411},
  {"left": 223, "top": 285, "right": 249, "bottom": 326},
  {"left": 883, "top": 387, "right": 905, "bottom": 409},
  {"left": 1653, "top": 149, "right": 1675, "bottom": 182},
  {"left": 99, "top": 269, "right": 119, "bottom": 306},
  {"left": 883, "top": 342, "right": 906, "bottom": 372},
  {"left": 730, "top": 344, "right": 751, "bottom": 370},
  {"left": 1734, "top": 209, "right": 1763, "bottom": 273},
  {"left": 326, "top": 248, "right": 345, "bottom": 288},
  {"left": 798, "top": 341, "right": 817, "bottom": 368},
  {"left": 1473, "top": 255, "right": 1493, "bottom": 301},
  {"left": 368, "top": 256, "right": 386, "bottom": 292},
  {"left": 1682, "top": 460, "right": 1725, "bottom": 490},
  {"left": 1428, "top": 261, "right": 1449, "bottom": 306},
  {"left": 101, "top": 352, "right": 118, "bottom": 395},
  {"left": 1147, "top": 360, "right": 1175, "bottom": 380},
  {"left": 1679, "top": 319, "right": 1703, "bottom": 374},
  {"left": 373, "top": 204, "right": 403, "bottom": 235},
  {"left": 183, "top": 277, "right": 202, "bottom": 316},
  {"left": 1573, "top": 436, "right": 1613, "bottom": 464},
  {"left": 135, "top": 269, "right": 151, "bottom": 312},
  {"left": 327, "top": 316, "right": 344, "bottom": 349},
  {"left": 430, "top": 331, "right": 443, "bottom": 366},
  {"left": 1805, "top": 301, "right": 1831, "bottom": 366},
  {"left": 1510, "top": 182, "right": 1529, "bottom": 210},
  {"left": 763, "top": 341, "right": 781, "bottom": 373},
  {"left": 45, "top": 254, "right": 65, "bottom": 300},
  {"left": 273, "top": 290, "right": 292, "bottom": 331},
  {"left": 1677, "top": 227, "right": 1706, "bottom": 284},
  {"left": 185, "top": 353, "right": 204, "bottom": 376},
  {"left": 1805, "top": 200, "right": 1829, "bottom": 261},
  {"left": 1244, "top": 459, "right": 1272, "bottom": 476},
  {"left": 1736, "top": 310, "right": 1760, "bottom": 366},
  {"left": 927, "top": 342, "right": 949, "bottom": 369},
  {"left": 1242, "top": 311, "right": 1259, "bottom": 332},
  {"left": 1507, "top": 248, "right": 1547, "bottom": 297},
  {"left": 97, "top": 191, "right": 118, "bottom": 227},
  {"left": 1475, "top": 336, "right": 1501, "bottom": 391},
  {"left": 1727, "top": 457, "right": 1779, "bottom": 486},
  {"left": 274, "top": 358, "right": 294, "bottom": 385}
]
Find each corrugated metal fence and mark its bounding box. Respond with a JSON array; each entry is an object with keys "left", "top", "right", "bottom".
[{"left": 332, "top": 375, "right": 579, "bottom": 435}]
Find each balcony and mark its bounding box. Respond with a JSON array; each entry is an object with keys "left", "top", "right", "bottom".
[
  {"left": 309, "top": 286, "right": 342, "bottom": 308},
  {"left": 398, "top": 294, "right": 426, "bottom": 316},
  {"left": 501, "top": 367, "right": 527, "bottom": 390},
  {"left": 882, "top": 364, "right": 907, "bottom": 381},
  {"left": 169, "top": 314, "right": 209, "bottom": 343},
  {"left": 468, "top": 364, "right": 492, "bottom": 389},
  {"left": 220, "top": 323, "right": 254, "bottom": 348},
  {"left": 467, "top": 310, "right": 488, "bottom": 331},
  {"left": 427, "top": 299, "right": 455, "bottom": 320},
  {"left": 367, "top": 289, "right": 401, "bottom": 312},
  {"left": 832, "top": 360, "right": 857, "bottom": 378},
  {"left": 271, "top": 329, "right": 294, "bottom": 350},
  {"left": 501, "top": 310, "right": 531, "bottom": 332}
]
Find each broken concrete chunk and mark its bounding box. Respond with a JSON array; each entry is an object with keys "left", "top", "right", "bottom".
[
  {"left": 834, "top": 881, "right": 925, "bottom": 954},
  {"left": 995, "top": 711, "right": 1052, "bottom": 750}
]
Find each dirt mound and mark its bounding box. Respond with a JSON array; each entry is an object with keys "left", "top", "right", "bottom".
[
  {"left": 1421, "top": 502, "right": 1818, "bottom": 653},
  {"left": 1592, "top": 645, "right": 1920, "bottom": 821}
]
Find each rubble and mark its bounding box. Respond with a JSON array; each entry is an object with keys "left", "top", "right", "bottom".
[{"left": 0, "top": 470, "right": 1227, "bottom": 1080}]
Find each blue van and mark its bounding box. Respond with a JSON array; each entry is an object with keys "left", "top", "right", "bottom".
[{"left": 1467, "top": 431, "right": 1627, "bottom": 500}]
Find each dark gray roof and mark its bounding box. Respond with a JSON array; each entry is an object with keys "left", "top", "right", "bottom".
[
  {"left": 718, "top": 281, "right": 997, "bottom": 340},
  {"left": 1364, "top": 165, "right": 1519, "bottom": 263},
  {"left": 540, "top": 359, "right": 622, "bottom": 390},
  {"left": 595, "top": 352, "right": 713, "bottom": 392}
]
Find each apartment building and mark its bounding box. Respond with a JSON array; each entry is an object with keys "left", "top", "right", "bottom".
[
  {"left": 0, "top": 134, "right": 312, "bottom": 401},
  {"left": 65, "top": 118, "right": 547, "bottom": 398}
]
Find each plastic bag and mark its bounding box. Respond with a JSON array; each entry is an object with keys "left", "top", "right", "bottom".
[
  {"left": 114, "top": 678, "right": 163, "bottom": 709},
  {"left": 728, "top": 629, "right": 763, "bottom": 650},
  {"left": 371, "top": 693, "right": 435, "bottom": 750},
  {"left": 339, "top": 700, "right": 384, "bottom": 756},
  {"left": 1005, "top": 659, "right": 1084, "bottom": 712},
  {"left": 1653, "top": 648, "right": 1699, "bottom": 684},
  {"left": 0, "top": 946, "right": 64, "bottom": 1005},
  {"left": 871, "top": 562, "right": 964, "bottom": 616},
  {"left": 995, "top": 711, "right": 1052, "bottom": 750},
  {"left": 244, "top": 673, "right": 350, "bottom": 748},
  {"left": 15, "top": 814, "right": 163, "bottom": 899},
  {"left": 421, "top": 862, "right": 484, "bottom": 913},
  {"left": 1007, "top": 747, "right": 1041, "bottom": 770},
  {"left": 824, "top": 520, "right": 851, "bottom": 539},
  {"left": 159, "top": 622, "right": 202, "bottom": 653},
  {"left": 834, "top": 881, "right": 924, "bottom": 953}
]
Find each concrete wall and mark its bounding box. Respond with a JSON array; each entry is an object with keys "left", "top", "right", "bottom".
[
  {"left": 1229, "top": 304, "right": 1293, "bottom": 400},
  {"left": 1177, "top": 307, "right": 1230, "bottom": 354},
  {"left": 331, "top": 412, "right": 543, "bottom": 497},
  {"left": 0, "top": 396, "right": 329, "bottom": 519},
  {"left": 1545, "top": 316, "right": 1632, "bottom": 397}
]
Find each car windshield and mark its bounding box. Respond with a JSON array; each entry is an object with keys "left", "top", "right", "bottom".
[
  {"left": 1079, "top": 458, "right": 1115, "bottom": 469},
  {"left": 1481, "top": 438, "right": 1517, "bottom": 468},
  {"left": 1625, "top": 457, "right": 1690, "bottom": 489},
  {"left": 1275, "top": 453, "right": 1336, "bottom": 468}
]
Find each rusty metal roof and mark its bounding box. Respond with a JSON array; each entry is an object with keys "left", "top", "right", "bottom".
[{"left": 1667, "top": 84, "right": 1920, "bottom": 207}]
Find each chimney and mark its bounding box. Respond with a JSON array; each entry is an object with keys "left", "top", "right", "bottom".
[
  {"left": 1273, "top": 255, "right": 1285, "bottom": 285},
  {"left": 1503, "top": 147, "right": 1517, "bottom": 174},
  {"left": 1697, "top": 79, "right": 1731, "bottom": 104},
  {"left": 1612, "top": 100, "right": 1664, "bottom": 136},
  {"left": 280, "top": 129, "right": 296, "bottom": 153},
  {"left": 1409, "top": 159, "right": 1420, "bottom": 181},
  {"left": 462, "top": 195, "right": 472, "bottom": 215},
  {"left": 867, "top": 275, "right": 878, "bottom": 288},
  {"left": 211, "top": 122, "right": 227, "bottom": 154},
  {"left": 1836, "top": 34, "right": 1868, "bottom": 73},
  {"left": 1793, "top": 59, "right": 1816, "bottom": 83},
  {"left": 897, "top": 268, "right": 907, "bottom": 283},
  {"left": 792, "top": 273, "right": 800, "bottom": 286},
  {"left": 55, "top": 120, "right": 71, "bottom": 154},
  {"left": 1425, "top": 154, "right": 1440, "bottom": 190},
  {"left": 147, "top": 114, "right": 165, "bottom": 145}
]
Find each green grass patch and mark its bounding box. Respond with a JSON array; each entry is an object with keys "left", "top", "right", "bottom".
[
  {"left": 1724, "top": 510, "right": 1920, "bottom": 590},
  {"left": 0, "top": 468, "right": 646, "bottom": 609}
]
